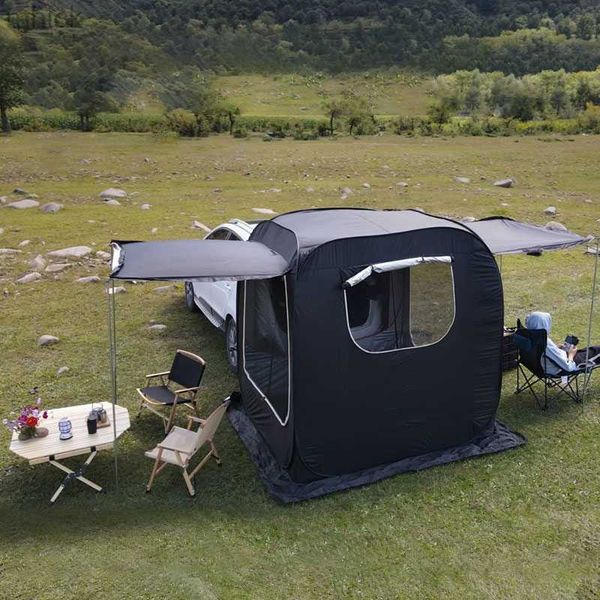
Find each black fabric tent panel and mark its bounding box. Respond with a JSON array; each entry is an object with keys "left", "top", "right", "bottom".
[{"left": 110, "top": 239, "right": 290, "bottom": 281}]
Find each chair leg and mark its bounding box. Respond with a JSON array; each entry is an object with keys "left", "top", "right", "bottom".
[
  {"left": 543, "top": 379, "right": 548, "bottom": 410},
  {"left": 211, "top": 441, "right": 221, "bottom": 466},
  {"left": 146, "top": 456, "right": 162, "bottom": 492},
  {"left": 165, "top": 403, "right": 178, "bottom": 433},
  {"left": 137, "top": 399, "right": 145, "bottom": 419},
  {"left": 182, "top": 468, "right": 195, "bottom": 496}
]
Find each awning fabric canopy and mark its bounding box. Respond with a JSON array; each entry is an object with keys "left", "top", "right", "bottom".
[
  {"left": 109, "top": 217, "right": 591, "bottom": 282},
  {"left": 464, "top": 217, "right": 591, "bottom": 255},
  {"left": 110, "top": 240, "right": 289, "bottom": 281}
]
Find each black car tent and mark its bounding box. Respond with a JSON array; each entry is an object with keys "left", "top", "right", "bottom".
[{"left": 110, "top": 209, "right": 591, "bottom": 501}]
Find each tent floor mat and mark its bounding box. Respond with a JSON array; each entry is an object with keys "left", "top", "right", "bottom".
[{"left": 228, "top": 405, "right": 526, "bottom": 503}]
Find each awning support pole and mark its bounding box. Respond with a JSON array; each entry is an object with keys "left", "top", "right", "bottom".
[
  {"left": 106, "top": 279, "right": 119, "bottom": 492},
  {"left": 581, "top": 239, "right": 599, "bottom": 404}
]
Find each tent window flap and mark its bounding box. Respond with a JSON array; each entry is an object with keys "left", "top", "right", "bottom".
[
  {"left": 243, "top": 277, "right": 291, "bottom": 426},
  {"left": 344, "top": 260, "right": 455, "bottom": 353}
]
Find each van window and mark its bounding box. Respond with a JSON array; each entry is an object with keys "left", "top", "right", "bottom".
[{"left": 345, "top": 262, "right": 455, "bottom": 352}]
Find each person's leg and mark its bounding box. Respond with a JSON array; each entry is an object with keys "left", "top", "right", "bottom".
[{"left": 574, "top": 346, "right": 600, "bottom": 364}]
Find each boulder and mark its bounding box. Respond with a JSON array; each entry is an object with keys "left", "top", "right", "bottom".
[
  {"left": 76, "top": 275, "right": 101, "bottom": 283},
  {"left": 0, "top": 248, "right": 21, "bottom": 255},
  {"left": 140, "top": 203, "right": 151, "bottom": 210},
  {"left": 45, "top": 263, "right": 71, "bottom": 273},
  {"left": 100, "top": 188, "right": 127, "bottom": 199},
  {"left": 362, "top": 182, "right": 371, "bottom": 189},
  {"left": 40, "top": 202, "right": 63, "bottom": 214},
  {"left": 38, "top": 335, "right": 59, "bottom": 347},
  {"left": 16, "top": 272, "right": 42, "bottom": 284},
  {"left": 252, "top": 208, "right": 277, "bottom": 215},
  {"left": 544, "top": 206, "right": 557, "bottom": 216},
  {"left": 104, "top": 199, "right": 121, "bottom": 207},
  {"left": 396, "top": 182, "right": 409, "bottom": 188},
  {"left": 5, "top": 199, "right": 40, "bottom": 209},
  {"left": 95, "top": 250, "right": 111, "bottom": 260},
  {"left": 56, "top": 366, "right": 70, "bottom": 376},
  {"left": 493, "top": 178, "right": 514, "bottom": 188},
  {"left": 47, "top": 246, "right": 93, "bottom": 259},
  {"left": 29, "top": 255, "right": 46, "bottom": 270},
  {"left": 107, "top": 286, "right": 126, "bottom": 294},
  {"left": 454, "top": 176, "right": 471, "bottom": 184},
  {"left": 18, "top": 240, "right": 30, "bottom": 248},
  {"left": 545, "top": 221, "right": 568, "bottom": 232},
  {"left": 13, "top": 188, "right": 29, "bottom": 195}
]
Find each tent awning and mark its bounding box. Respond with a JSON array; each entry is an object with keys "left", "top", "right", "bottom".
[
  {"left": 110, "top": 240, "right": 290, "bottom": 282},
  {"left": 464, "top": 218, "right": 592, "bottom": 255}
]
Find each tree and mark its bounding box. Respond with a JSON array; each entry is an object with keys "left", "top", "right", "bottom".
[
  {"left": 216, "top": 100, "right": 241, "bottom": 135},
  {"left": 0, "top": 21, "right": 24, "bottom": 134},
  {"left": 323, "top": 97, "right": 345, "bottom": 135}
]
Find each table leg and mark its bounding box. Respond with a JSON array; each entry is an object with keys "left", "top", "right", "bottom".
[{"left": 48, "top": 450, "right": 102, "bottom": 503}]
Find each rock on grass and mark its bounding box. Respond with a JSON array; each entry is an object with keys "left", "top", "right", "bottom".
[
  {"left": 41, "top": 203, "right": 63, "bottom": 214},
  {"left": 493, "top": 178, "right": 514, "bottom": 188},
  {"left": 47, "top": 246, "right": 92, "bottom": 259},
  {"left": 5, "top": 199, "right": 40, "bottom": 209},
  {"left": 545, "top": 221, "right": 568, "bottom": 232},
  {"left": 16, "top": 272, "right": 42, "bottom": 284},
  {"left": 38, "top": 335, "right": 59, "bottom": 346},
  {"left": 76, "top": 275, "right": 101, "bottom": 283},
  {"left": 100, "top": 188, "right": 127, "bottom": 199}
]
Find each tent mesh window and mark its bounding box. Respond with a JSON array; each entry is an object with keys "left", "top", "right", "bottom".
[
  {"left": 345, "top": 262, "right": 455, "bottom": 352},
  {"left": 243, "top": 277, "right": 290, "bottom": 424}
]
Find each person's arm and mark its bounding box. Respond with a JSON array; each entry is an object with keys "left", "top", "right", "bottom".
[{"left": 545, "top": 340, "right": 578, "bottom": 372}]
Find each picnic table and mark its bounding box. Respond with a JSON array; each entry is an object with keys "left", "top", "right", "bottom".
[{"left": 9, "top": 403, "right": 130, "bottom": 503}]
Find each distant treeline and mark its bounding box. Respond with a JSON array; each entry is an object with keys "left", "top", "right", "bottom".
[
  {"left": 2, "top": 1, "right": 600, "bottom": 74},
  {"left": 430, "top": 68, "right": 600, "bottom": 121},
  {"left": 8, "top": 103, "right": 600, "bottom": 138}
]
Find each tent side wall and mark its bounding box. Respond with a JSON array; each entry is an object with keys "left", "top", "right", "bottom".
[{"left": 287, "top": 227, "right": 504, "bottom": 481}]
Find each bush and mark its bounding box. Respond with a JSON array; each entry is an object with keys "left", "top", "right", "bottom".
[
  {"left": 232, "top": 126, "right": 248, "bottom": 138},
  {"left": 578, "top": 103, "right": 600, "bottom": 133},
  {"left": 165, "top": 109, "right": 197, "bottom": 136}
]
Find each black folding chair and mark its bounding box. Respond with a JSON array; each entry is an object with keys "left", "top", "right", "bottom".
[
  {"left": 137, "top": 349, "right": 206, "bottom": 432},
  {"left": 513, "top": 320, "right": 598, "bottom": 409}
]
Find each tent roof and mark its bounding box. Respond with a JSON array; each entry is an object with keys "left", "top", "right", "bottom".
[
  {"left": 110, "top": 239, "right": 289, "bottom": 281},
  {"left": 109, "top": 210, "right": 591, "bottom": 282},
  {"left": 268, "top": 209, "right": 465, "bottom": 251},
  {"left": 463, "top": 217, "right": 592, "bottom": 255}
]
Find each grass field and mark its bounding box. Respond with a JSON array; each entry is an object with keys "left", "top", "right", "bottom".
[
  {"left": 216, "top": 72, "right": 431, "bottom": 118},
  {"left": 1, "top": 132, "right": 599, "bottom": 599}
]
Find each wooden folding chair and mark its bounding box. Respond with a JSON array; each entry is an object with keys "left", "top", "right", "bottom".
[
  {"left": 137, "top": 349, "right": 206, "bottom": 432},
  {"left": 145, "top": 398, "right": 230, "bottom": 496}
]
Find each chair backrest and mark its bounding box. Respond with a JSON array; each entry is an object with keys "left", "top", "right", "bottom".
[
  {"left": 514, "top": 325, "right": 548, "bottom": 378},
  {"left": 195, "top": 399, "right": 230, "bottom": 451},
  {"left": 169, "top": 350, "right": 205, "bottom": 389}
]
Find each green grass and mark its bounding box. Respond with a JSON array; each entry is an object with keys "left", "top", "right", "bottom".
[
  {"left": 0, "top": 132, "right": 599, "bottom": 599},
  {"left": 216, "top": 72, "right": 431, "bottom": 118}
]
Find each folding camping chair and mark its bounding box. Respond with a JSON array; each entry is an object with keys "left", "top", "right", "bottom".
[
  {"left": 145, "top": 397, "right": 231, "bottom": 496},
  {"left": 513, "top": 321, "right": 599, "bottom": 409},
  {"left": 137, "top": 349, "right": 206, "bottom": 432}
]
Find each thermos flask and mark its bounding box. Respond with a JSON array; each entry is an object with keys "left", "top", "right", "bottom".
[{"left": 87, "top": 411, "right": 98, "bottom": 434}]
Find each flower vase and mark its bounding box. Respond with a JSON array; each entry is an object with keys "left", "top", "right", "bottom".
[{"left": 18, "top": 426, "right": 48, "bottom": 441}]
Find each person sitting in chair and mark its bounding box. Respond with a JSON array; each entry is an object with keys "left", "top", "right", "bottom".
[{"left": 525, "top": 311, "right": 600, "bottom": 375}]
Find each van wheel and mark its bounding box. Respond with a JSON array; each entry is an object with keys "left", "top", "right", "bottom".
[
  {"left": 226, "top": 318, "right": 238, "bottom": 373},
  {"left": 185, "top": 282, "right": 198, "bottom": 312}
]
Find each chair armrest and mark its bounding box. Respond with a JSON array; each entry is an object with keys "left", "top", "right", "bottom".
[
  {"left": 157, "top": 441, "right": 192, "bottom": 454},
  {"left": 146, "top": 371, "right": 169, "bottom": 378},
  {"left": 174, "top": 386, "right": 201, "bottom": 395},
  {"left": 186, "top": 415, "right": 207, "bottom": 430}
]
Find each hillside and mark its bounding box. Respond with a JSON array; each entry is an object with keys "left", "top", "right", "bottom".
[{"left": 2, "top": 0, "right": 600, "bottom": 73}]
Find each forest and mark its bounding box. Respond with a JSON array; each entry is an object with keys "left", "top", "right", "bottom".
[{"left": 1, "top": 0, "right": 600, "bottom": 134}]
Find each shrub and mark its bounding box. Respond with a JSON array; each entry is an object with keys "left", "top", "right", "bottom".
[
  {"left": 165, "top": 109, "right": 197, "bottom": 136},
  {"left": 232, "top": 126, "right": 248, "bottom": 138}
]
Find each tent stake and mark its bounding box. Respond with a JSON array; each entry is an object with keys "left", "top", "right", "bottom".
[{"left": 106, "top": 279, "right": 119, "bottom": 492}]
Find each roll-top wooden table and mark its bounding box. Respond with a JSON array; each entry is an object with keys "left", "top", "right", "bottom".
[{"left": 9, "top": 403, "right": 130, "bottom": 503}]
